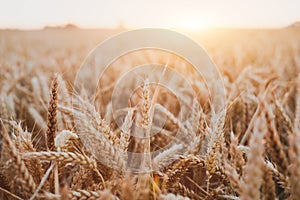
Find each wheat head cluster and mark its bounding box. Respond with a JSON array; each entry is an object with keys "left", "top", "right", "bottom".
[{"left": 0, "top": 29, "right": 300, "bottom": 200}]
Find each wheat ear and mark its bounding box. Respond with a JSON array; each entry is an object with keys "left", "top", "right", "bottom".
[
  {"left": 46, "top": 75, "right": 58, "bottom": 151},
  {"left": 1, "top": 122, "right": 36, "bottom": 194}
]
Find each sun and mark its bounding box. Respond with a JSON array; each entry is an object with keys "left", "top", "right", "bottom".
[{"left": 178, "top": 18, "right": 212, "bottom": 31}]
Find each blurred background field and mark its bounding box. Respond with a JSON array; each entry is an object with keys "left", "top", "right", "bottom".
[{"left": 2, "top": 27, "right": 300, "bottom": 78}]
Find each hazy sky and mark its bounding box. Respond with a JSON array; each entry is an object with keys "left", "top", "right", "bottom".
[{"left": 0, "top": 0, "right": 299, "bottom": 29}]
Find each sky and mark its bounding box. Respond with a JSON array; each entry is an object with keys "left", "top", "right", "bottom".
[{"left": 0, "top": 0, "right": 299, "bottom": 29}]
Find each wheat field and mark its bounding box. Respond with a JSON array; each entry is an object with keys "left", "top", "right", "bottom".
[{"left": 0, "top": 28, "right": 300, "bottom": 200}]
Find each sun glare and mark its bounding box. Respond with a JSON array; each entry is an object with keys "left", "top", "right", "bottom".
[{"left": 178, "top": 18, "right": 212, "bottom": 31}]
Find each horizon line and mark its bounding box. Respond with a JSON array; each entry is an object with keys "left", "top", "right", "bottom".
[{"left": 0, "top": 23, "right": 298, "bottom": 31}]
